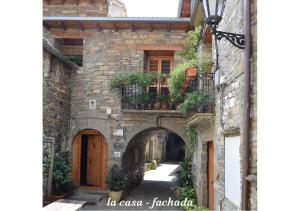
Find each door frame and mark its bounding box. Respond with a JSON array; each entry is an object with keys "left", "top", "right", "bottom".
[{"left": 72, "top": 129, "right": 108, "bottom": 190}]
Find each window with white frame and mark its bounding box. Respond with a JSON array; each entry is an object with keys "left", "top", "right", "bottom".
[{"left": 225, "top": 136, "right": 241, "bottom": 207}]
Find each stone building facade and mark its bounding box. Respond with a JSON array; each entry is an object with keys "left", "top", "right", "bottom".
[
  {"left": 188, "top": 0, "right": 257, "bottom": 210},
  {"left": 43, "top": 0, "right": 126, "bottom": 17},
  {"left": 43, "top": 38, "right": 77, "bottom": 152},
  {"left": 43, "top": 0, "right": 192, "bottom": 192},
  {"left": 43, "top": 0, "right": 257, "bottom": 209}
]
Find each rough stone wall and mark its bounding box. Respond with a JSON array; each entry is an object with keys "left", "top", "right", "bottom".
[
  {"left": 144, "top": 132, "right": 168, "bottom": 162},
  {"left": 61, "top": 29, "right": 188, "bottom": 165},
  {"left": 249, "top": 0, "right": 257, "bottom": 209},
  {"left": 211, "top": 0, "right": 257, "bottom": 210},
  {"left": 43, "top": 50, "right": 75, "bottom": 153},
  {"left": 191, "top": 119, "right": 214, "bottom": 207},
  {"left": 43, "top": 0, "right": 108, "bottom": 17}
]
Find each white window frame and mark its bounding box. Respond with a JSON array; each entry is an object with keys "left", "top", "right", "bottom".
[{"left": 224, "top": 135, "right": 241, "bottom": 207}]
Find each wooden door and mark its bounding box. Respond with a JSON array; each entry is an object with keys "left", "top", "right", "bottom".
[
  {"left": 72, "top": 135, "right": 81, "bottom": 185},
  {"left": 208, "top": 142, "right": 214, "bottom": 210},
  {"left": 87, "top": 135, "right": 98, "bottom": 185},
  {"left": 97, "top": 134, "right": 108, "bottom": 189},
  {"left": 72, "top": 130, "right": 108, "bottom": 190}
]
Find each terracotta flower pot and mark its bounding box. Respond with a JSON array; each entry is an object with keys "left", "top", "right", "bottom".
[
  {"left": 185, "top": 67, "right": 197, "bottom": 82},
  {"left": 108, "top": 190, "right": 123, "bottom": 203},
  {"left": 161, "top": 104, "right": 168, "bottom": 110},
  {"left": 186, "top": 67, "right": 197, "bottom": 77}
]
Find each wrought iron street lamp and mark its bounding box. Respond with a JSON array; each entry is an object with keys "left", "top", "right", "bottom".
[{"left": 202, "top": 0, "right": 245, "bottom": 49}]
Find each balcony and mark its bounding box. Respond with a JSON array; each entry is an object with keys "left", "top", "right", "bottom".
[
  {"left": 184, "top": 72, "right": 215, "bottom": 117},
  {"left": 120, "top": 72, "right": 215, "bottom": 115},
  {"left": 121, "top": 84, "right": 177, "bottom": 111}
]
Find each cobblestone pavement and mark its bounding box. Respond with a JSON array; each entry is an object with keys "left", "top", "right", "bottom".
[{"left": 82, "top": 162, "right": 183, "bottom": 210}]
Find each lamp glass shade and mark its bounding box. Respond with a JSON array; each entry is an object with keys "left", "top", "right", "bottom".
[{"left": 202, "top": 0, "right": 226, "bottom": 25}]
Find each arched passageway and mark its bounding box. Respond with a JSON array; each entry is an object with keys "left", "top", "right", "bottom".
[
  {"left": 122, "top": 127, "right": 186, "bottom": 189},
  {"left": 72, "top": 129, "right": 108, "bottom": 190}
]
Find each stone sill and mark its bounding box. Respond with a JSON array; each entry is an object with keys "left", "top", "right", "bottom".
[
  {"left": 122, "top": 109, "right": 182, "bottom": 115},
  {"left": 186, "top": 112, "right": 215, "bottom": 125}
]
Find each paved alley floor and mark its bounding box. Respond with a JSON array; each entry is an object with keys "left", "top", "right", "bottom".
[{"left": 82, "top": 162, "right": 183, "bottom": 210}]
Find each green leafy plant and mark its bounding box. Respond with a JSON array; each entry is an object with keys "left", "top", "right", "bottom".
[
  {"left": 177, "top": 26, "right": 201, "bottom": 62},
  {"left": 65, "top": 55, "right": 82, "bottom": 66},
  {"left": 150, "top": 160, "right": 157, "bottom": 170},
  {"left": 161, "top": 95, "right": 170, "bottom": 105},
  {"left": 168, "top": 63, "right": 189, "bottom": 103},
  {"left": 178, "top": 186, "right": 197, "bottom": 210},
  {"left": 178, "top": 91, "right": 205, "bottom": 115},
  {"left": 43, "top": 148, "right": 52, "bottom": 176},
  {"left": 106, "top": 165, "right": 127, "bottom": 191},
  {"left": 110, "top": 72, "right": 158, "bottom": 88},
  {"left": 176, "top": 158, "right": 192, "bottom": 187},
  {"left": 110, "top": 73, "right": 127, "bottom": 88},
  {"left": 52, "top": 152, "right": 75, "bottom": 195},
  {"left": 187, "top": 125, "right": 198, "bottom": 154}
]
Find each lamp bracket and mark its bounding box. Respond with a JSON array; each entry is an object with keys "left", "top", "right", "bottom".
[{"left": 215, "top": 30, "right": 245, "bottom": 49}]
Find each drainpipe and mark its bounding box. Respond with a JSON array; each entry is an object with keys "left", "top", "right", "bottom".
[{"left": 242, "top": 0, "right": 252, "bottom": 210}]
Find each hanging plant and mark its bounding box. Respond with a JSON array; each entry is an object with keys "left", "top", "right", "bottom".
[{"left": 187, "top": 125, "right": 198, "bottom": 153}]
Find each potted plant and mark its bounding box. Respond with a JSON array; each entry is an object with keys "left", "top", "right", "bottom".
[
  {"left": 168, "top": 99, "right": 175, "bottom": 110},
  {"left": 48, "top": 152, "right": 75, "bottom": 202},
  {"left": 144, "top": 93, "right": 154, "bottom": 110},
  {"left": 106, "top": 165, "right": 127, "bottom": 203},
  {"left": 161, "top": 95, "right": 169, "bottom": 110},
  {"left": 178, "top": 91, "right": 206, "bottom": 115},
  {"left": 185, "top": 67, "right": 197, "bottom": 82},
  {"left": 122, "top": 96, "right": 131, "bottom": 109}
]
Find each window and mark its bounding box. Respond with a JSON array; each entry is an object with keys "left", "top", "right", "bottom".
[
  {"left": 225, "top": 136, "right": 241, "bottom": 207},
  {"left": 54, "top": 38, "right": 83, "bottom": 66},
  {"left": 145, "top": 50, "right": 174, "bottom": 100}
]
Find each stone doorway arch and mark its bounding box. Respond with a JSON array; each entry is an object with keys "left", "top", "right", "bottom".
[
  {"left": 72, "top": 129, "right": 108, "bottom": 190},
  {"left": 122, "top": 127, "right": 186, "bottom": 189}
]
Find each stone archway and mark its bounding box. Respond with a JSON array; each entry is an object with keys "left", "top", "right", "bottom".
[
  {"left": 72, "top": 129, "right": 108, "bottom": 190},
  {"left": 121, "top": 127, "right": 186, "bottom": 189}
]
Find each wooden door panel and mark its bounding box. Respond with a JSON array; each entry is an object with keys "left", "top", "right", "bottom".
[
  {"left": 100, "top": 135, "right": 108, "bottom": 189},
  {"left": 72, "top": 135, "right": 81, "bottom": 186},
  {"left": 87, "top": 136, "right": 96, "bottom": 185},
  {"left": 72, "top": 130, "right": 108, "bottom": 190},
  {"left": 208, "top": 142, "right": 214, "bottom": 210}
]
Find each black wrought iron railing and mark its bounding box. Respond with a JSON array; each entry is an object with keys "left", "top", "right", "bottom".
[
  {"left": 186, "top": 72, "right": 215, "bottom": 115},
  {"left": 120, "top": 85, "right": 176, "bottom": 110},
  {"left": 120, "top": 73, "right": 214, "bottom": 113}
]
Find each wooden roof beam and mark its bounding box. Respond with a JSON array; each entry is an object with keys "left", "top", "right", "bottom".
[
  {"left": 150, "top": 23, "right": 153, "bottom": 32},
  {"left": 113, "top": 23, "right": 118, "bottom": 32},
  {"left": 90, "top": 0, "right": 95, "bottom": 5},
  {"left": 44, "top": 22, "right": 51, "bottom": 31},
  {"left": 60, "top": 0, "right": 65, "bottom": 5},
  {"left": 131, "top": 23, "right": 135, "bottom": 32},
  {"left": 167, "top": 23, "right": 171, "bottom": 32},
  {"left": 185, "top": 26, "right": 190, "bottom": 33},
  {"left": 97, "top": 22, "right": 102, "bottom": 31},
  {"left": 59, "top": 21, "right": 67, "bottom": 31},
  {"left": 77, "top": 0, "right": 80, "bottom": 6},
  {"left": 78, "top": 21, "right": 85, "bottom": 31},
  {"left": 45, "top": 0, "right": 50, "bottom": 5}
]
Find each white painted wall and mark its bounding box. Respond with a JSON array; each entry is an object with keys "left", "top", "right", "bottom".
[{"left": 225, "top": 136, "right": 241, "bottom": 207}]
